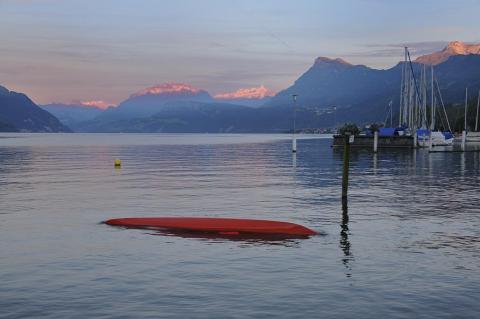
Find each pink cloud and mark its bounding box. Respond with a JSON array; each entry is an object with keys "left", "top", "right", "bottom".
[{"left": 214, "top": 85, "right": 274, "bottom": 100}]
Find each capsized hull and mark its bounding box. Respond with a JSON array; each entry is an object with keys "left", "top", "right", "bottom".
[{"left": 105, "top": 217, "right": 317, "bottom": 237}]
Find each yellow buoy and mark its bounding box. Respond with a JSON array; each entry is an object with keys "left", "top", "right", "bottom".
[{"left": 114, "top": 159, "right": 122, "bottom": 168}]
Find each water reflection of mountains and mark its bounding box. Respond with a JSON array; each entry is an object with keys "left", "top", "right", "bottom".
[{"left": 327, "top": 141, "right": 480, "bottom": 220}]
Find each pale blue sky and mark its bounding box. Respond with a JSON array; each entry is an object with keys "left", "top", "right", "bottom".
[{"left": 1, "top": 0, "right": 479, "bottom": 104}]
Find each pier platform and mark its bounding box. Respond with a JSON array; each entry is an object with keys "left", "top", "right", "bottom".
[{"left": 332, "top": 135, "right": 414, "bottom": 148}]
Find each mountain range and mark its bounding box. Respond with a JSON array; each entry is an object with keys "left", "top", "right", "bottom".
[
  {"left": 415, "top": 41, "right": 480, "bottom": 65},
  {"left": 2, "top": 41, "right": 480, "bottom": 133},
  {"left": 0, "top": 85, "right": 70, "bottom": 132}
]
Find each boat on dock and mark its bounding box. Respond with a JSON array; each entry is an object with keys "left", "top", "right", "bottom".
[
  {"left": 332, "top": 129, "right": 414, "bottom": 148},
  {"left": 417, "top": 129, "right": 454, "bottom": 146},
  {"left": 466, "top": 89, "right": 480, "bottom": 142},
  {"left": 467, "top": 132, "right": 480, "bottom": 142}
]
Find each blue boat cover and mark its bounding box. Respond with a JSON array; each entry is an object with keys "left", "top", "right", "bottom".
[
  {"left": 378, "top": 128, "right": 396, "bottom": 137},
  {"left": 443, "top": 132, "right": 454, "bottom": 139},
  {"left": 416, "top": 129, "right": 430, "bottom": 137}
]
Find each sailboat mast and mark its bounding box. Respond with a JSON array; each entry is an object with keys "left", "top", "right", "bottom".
[
  {"left": 435, "top": 77, "right": 452, "bottom": 133},
  {"left": 465, "top": 88, "right": 468, "bottom": 132},
  {"left": 423, "top": 65, "right": 427, "bottom": 128},
  {"left": 431, "top": 65, "right": 434, "bottom": 131},
  {"left": 405, "top": 47, "right": 422, "bottom": 130},
  {"left": 476, "top": 89, "right": 480, "bottom": 132},
  {"left": 419, "top": 66, "right": 423, "bottom": 128},
  {"left": 408, "top": 79, "right": 412, "bottom": 128},
  {"left": 390, "top": 101, "right": 393, "bottom": 127},
  {"left": 405, "top": 47, "right": 409, "bottom": 127},
  {"left": 399, "top": 49, "right": 406, "bottom": 126}
]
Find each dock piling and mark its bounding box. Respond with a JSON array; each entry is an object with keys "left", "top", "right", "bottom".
[
  {"left": 429, "top": 131, "right": 433, "bottom": 151},
  {"left": 373, "top": 131, "right": 378, "bottom": 153}
]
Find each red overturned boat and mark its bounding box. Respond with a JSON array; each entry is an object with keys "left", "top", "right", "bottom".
[{"left": 105, "top": 217, "right": 317, "bottom": 237}]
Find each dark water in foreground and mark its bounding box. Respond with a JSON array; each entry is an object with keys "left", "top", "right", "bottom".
[{"left": 1, "top": 133, "right": 479, "bottom": 319}]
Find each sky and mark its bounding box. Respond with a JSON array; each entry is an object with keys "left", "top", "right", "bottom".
[{"left": 1, "top": 0, "right": 480, "bottom": 105}]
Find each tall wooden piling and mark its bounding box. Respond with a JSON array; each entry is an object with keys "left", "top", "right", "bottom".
[
  {"left": 373, "top": 130, "right": 378, "bottom": 153},
  {"left": 463, "top": 88, "right": 467, "bottom": 151},
  {"left": 342, "top": 133, "right": 351, "bottom": 199}
]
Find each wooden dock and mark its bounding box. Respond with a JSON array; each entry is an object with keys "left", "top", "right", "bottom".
[{"left": 332, "top": 135, "right": 414, "bottom": 148}]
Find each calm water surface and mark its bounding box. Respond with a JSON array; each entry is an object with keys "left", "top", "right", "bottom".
[{"left": 1, "top": 133, "right": 479, "bottom": 318}]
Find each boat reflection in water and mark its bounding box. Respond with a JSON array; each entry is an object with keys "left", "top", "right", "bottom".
[
  {"left": 146, "top": 227, "right": 318, "bottom": 247},
  {"left": 106, "top": 221, "right": 320, "bottom": 247}
]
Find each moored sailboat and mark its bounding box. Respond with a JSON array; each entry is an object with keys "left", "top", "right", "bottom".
[
  {"left": 397, "top": 49, "right": 453, "bottom": 147},
  {"left": 466, "top": 89, "right": 480, "bottom": 142}
]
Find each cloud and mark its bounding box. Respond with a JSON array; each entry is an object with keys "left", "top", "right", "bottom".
[{"left": 356, "top": 41, "right": 449, "bottom": 58}]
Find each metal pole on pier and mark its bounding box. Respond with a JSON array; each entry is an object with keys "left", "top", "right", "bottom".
[
  {"left": 333, "top": 106, "right": 337, "bottom": 133},
  {"left": 462, "top": 88, "right": 467, "bottom": 151},
  {"left": 292, "top": 94, "right": 297, "bottom": 153},
  {"left": 342, "top": 132, "right": 351, "bottom": 200},
  {"left": 464, "top": 87, "right": 468, "bottom": 132},
  {"left": 429, "top": 65, "right": 434, "bottom": 151},
  {"left": 476, "top": 89, "right": 480, "bottom": 132}
]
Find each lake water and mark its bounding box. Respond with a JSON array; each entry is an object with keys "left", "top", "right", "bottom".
[{"left": 1, "top": 133, "right": 479, "bottom": 318}]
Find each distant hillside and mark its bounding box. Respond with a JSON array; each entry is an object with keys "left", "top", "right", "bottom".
[
  {"left": 267, "top": 52, "right": 480, "bottom": 127},
  {"left": 104, "top": 83, "right": 214, "bottom": 120},
  {"left": 429, "top": 54, "right": 480, "bottom": 101},
  {"left": 41, "top": 84, "right": 275, "bottom": 131},
  {"left": 214, "top": 96, "right": 272, "bottom": 108},
  {"left": 0, "top": 120, "right": 18, "bottom": 132},
  {"left": 268, "top": 57, "right": 400, "bottom": 112},
  {"left": 77, "top": 99, "right": 371, "bottom": 133},
  {"left": 41, "top": 103, "right": 105, "bottom": 131},
  {"left": 75, "top": 83, "right": 251, "bottom": 132},
  {"left": 77, "top": 101, "right": 256, "bottom": 133},
  {"left": 0, "top": 85, "right": 70, "bottom": 132}
]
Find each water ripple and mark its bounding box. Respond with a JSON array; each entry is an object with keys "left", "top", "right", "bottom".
[{"left": 1, "top": 133, "right": 479, "bottom": 318}]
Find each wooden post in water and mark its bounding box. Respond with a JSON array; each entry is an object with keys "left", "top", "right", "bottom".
[
  {"left": 342, "top": 132, "right": 351, "bottom": 200},
  {"left": 373, "top": 130, "right": 378, "bottom": 153},
  {"left": 292, "top": 94, "right": 298, "bottom": 153},
  {"left": 462, "top": 87, "right": 468, "bottom": 151}
]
